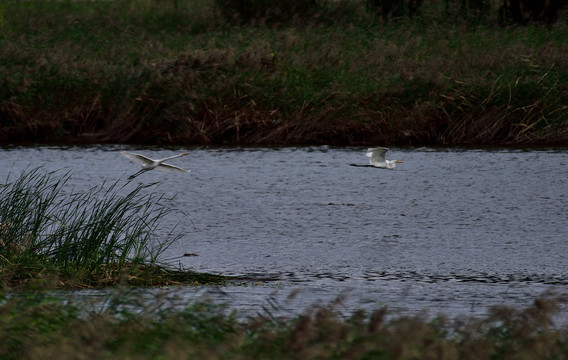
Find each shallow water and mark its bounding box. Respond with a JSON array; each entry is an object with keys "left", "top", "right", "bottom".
[{"left": 2, "top": 145, "right": 568, "bottom": 320}]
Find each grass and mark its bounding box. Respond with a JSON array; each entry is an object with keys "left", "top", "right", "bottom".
[
  {"left": 1, "top": 0, "right": 568, "bottom": 146},
  {"left": 0, "top": 289, "right": 567, "bottom": 359},
  {"left": 0, "top": 167, "right": 228, "bottom": 289}
]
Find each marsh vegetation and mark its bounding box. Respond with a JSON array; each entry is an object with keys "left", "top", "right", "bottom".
[
  {"left": 1, "top": 0, "right": 568, "bottom": 146},
  {"left": 1, "top": 290, "right": 567, "bottom": 359},
  {"left": 0, "top": 168, "right": 227, "bottom": 289}
]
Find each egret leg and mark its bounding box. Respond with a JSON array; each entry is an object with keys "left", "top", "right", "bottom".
[
  {"left": 349, "top": 164, "right": 374, "bottom": 168},
  {"left": 128, "top": 169, "right": 147, "bottom": 180}
]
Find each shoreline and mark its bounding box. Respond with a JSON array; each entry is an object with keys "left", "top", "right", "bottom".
[{"left": 2, "top": 1, "right": 568, "bottom": 147}]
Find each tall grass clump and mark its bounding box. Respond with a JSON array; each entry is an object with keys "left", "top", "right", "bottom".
[{"left": 0, "top": 168, "right": 183, "bottom": 288}]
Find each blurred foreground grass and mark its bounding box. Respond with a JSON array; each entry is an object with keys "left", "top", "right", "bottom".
[{"left": 1, "top": 290, "right": 567, "bottom": 359}]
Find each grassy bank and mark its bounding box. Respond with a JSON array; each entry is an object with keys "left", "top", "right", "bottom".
[
  {"left": 1, "top": 0, "right": 568, "bottom": 146},
  {"left": 0, "top": 168, "right": 228, "bottom": 289},
  {"left": 1, "top": 290, "right": 567, "bottom": 359}
]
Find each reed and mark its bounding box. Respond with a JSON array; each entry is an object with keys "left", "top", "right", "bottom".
[
  {"left": 0, "top": 168, "right": 218, "bottom": 288},
  {"left": 0, "top": 290, "right": 566, "bottom": 359}
]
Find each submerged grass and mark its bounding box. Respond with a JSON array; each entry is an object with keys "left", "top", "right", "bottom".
[
  {"left": 0, "top": 290, "right": 567, "bottom": 359},
  {"left": 0, "top": 167, "right": 226, "bottom": 289},
  {"left": 1, "top": 0, "right": 568, "bottom": 146}
]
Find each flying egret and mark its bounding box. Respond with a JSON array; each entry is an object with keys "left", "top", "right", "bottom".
[
  {"left": 350, "top": 147, "right": 403, "bottom": 169},
  {"left": 121, "top": 151, "right": 190, "bottom": 180}
]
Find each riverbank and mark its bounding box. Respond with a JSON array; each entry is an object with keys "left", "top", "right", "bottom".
[{"left": 1, "top": 0, "right": 567, "bottom": 146}]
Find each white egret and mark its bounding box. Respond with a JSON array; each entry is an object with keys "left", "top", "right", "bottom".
[
  {"left": 350, "top": 147, "right": 403, "bottom": 169},
  {"left": 121, "top": 151, "right": 190, "bottom": 180}
]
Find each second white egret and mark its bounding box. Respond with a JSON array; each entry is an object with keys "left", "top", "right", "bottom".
[
  {"left": 350, "top": 147, "right": 403, "bottom": 169},
  {"left": 121, "top": 151, "right": 190, "bottom": 180}
]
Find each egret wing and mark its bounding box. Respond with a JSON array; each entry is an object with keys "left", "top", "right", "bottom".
[
  {"left": 366, "top": 147, "right": 388, "bottom": 166},
  {"left": 121, "top": 151, "right": 153, "bottom": 166},
  {"left": 156, "top": 163, "right": 190, "bottom": 173}
]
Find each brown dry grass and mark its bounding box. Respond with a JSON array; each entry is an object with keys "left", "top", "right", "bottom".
[
  {"left": 1, "top": 291, "right": 567, "bottom": 360},
  {"left": 1, "top": 0, "right": 568, "bottom": 146}
]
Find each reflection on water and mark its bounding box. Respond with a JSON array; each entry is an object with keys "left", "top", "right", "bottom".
[{"left": 2, "top": 145, "right": 568, "bottom": 319}]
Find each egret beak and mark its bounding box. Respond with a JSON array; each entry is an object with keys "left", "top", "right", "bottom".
[
  {"left": 396, "top": 161, "right": 404, "bottom": 163},
  {"left": 181, "top": 153, "right": 190, "bottom": 156}
]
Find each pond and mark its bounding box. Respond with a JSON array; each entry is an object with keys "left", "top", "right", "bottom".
[{"left": 2, "top": 145, "right": 568, "bottom": 320}]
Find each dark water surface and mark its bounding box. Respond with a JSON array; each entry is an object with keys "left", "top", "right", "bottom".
[{"left": 2, "top": 145, "right": 568, "bottom": 319}]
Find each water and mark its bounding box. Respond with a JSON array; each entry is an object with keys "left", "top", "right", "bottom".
[{"left": 2, "top": 145, "right": 568, "bottom": 320}]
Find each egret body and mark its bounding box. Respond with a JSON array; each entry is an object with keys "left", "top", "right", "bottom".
[
  {"left": 350, "top": 147, "right": 403, "bottom": 169},
  {"left": 121, "top": 151, "right": 190, "bottom": 180}
]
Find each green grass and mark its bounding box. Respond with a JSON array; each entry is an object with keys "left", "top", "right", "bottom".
[
  {"left": 0, "top": 290, "right": 567, "bottom": 359},
  {"left": 1, "top": 0, "right": 568, "bottom": 145},
  {"left": 0, "top": 167, "right": 227, "bottom": 289}
]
